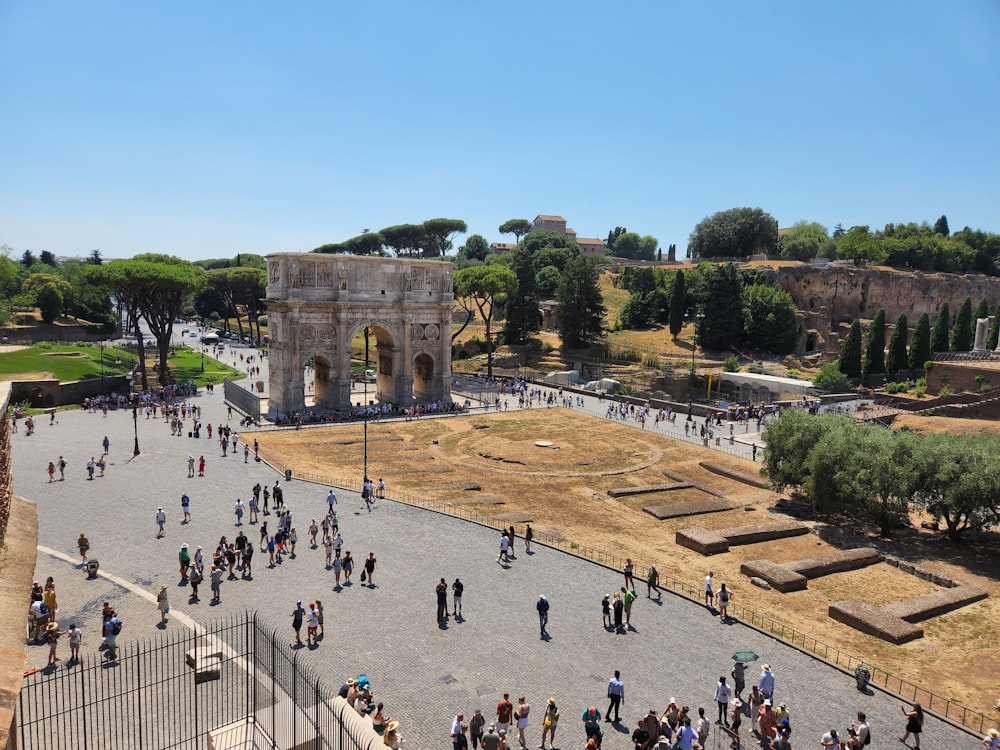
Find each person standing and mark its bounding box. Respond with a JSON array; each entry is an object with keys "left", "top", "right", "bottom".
[
  {"left": 234, "top": 498, "right": 245, "bottom": 526},
  {"left": 705, "top": 571, "right": 714, "bottom": 607},
  {"left": 363, "top": 552, "right": 377, "bottom": 587},
  {"left": 104, "top": 612, "right": 122, "bottom": 661},
  {"left": 103, "top": 435, "right": 110, "bottom": 454},
  {"left": 436, "top": 578, "right": 449, "bottom": 623},
  {"left": 155, "top": 508, "right": 167, "bottom": 537},
  {"left": 581, "top": 706, "right": 602, "bottom": 748},
  {"left": 612, "top": 592, "right": 624, "bottom": 631},
  {"left": 496, "top": 693, "right": 514, "bottom": 737},
  {"left": 453, "top": 578, "right": 464, "bottom": 618},
  {"left": 482, "top": 723, "right": 501, "bottom": 750},
  {"left": 536, "top": 594, "right": 550, "bottom": 638},
  {"left": 623, "top": 559, "right": 635, "bottom": 590},
  {"left": 198, "top": 455, "right": 205, "bottom": 477},
  {"left": 469, "top": 709, "right": 486, "bottom": 750},
  {"left": 758, "top": 664, "right": 775, "bottom": 701},
  {"left": 58, "top": 456, "right": 66, "bottom": 480},
  {"left": 377, "top": 478, "right": 385, "bottom": 498},
  {"left": 181, "top": 493, "right": 191, "bottom": 522},
  {"left": 451, "top": 714, "right": 468, "bottom": 750},
  {"left": 178, "top": 543, "right": 191, "bottom": 578},
  {"left": 47, "top": 461, "right": 56, "bottom": 482},
  {"left": 306, "top": 603, "right": 319, "bottom": 645},
  {"left": 622, "top": 587, "right": 636, "bottom": 626},
  {"left": 327, "top": 489, "right": 337, "bottom": 514},
  {"left": 540, "top": 699, "right": 559, "bottom": 750},
  {"left": 731, "top": 661, "right": 746, "bottom": 700},
  {"left": 516, "top": 696, "right": 530, "bottom": 750},
  {"left": 210, "top": 565, "right": 223, "bottom": 602},
  {"left": 714, "top": 677, "right": 732, "bottom": 726},
  {"left": 497, "top": 531, "right": 510, "bottom": 564},
  {"left": 187, "top": 454, "right": 196, "bottom": 478},
  {"left": 290, "top": 600, "right": 305, "bottom": 645},
  {"left": 646, "top": 564, "right": 660, "bottom": 599},
  {"left": 77, "top": 532, "right": 90, "bottom": 562},
  {"left": 87, "top": 457, "right": 96, "bottom": 480},
  {"left": 717, "top": 583, "right": 732, "bottom": 621},
  {"left": 606, "top": 671, "right": 624, "bottom": 723},
  {"left": 157, "top": 585, "right": 169, "bottom": 623},
  {"left": 524, "top": 524, "right": 533, "bottom": 553},
  {"left": 67, "top": 623, "right": 82, "bottom": 663}
]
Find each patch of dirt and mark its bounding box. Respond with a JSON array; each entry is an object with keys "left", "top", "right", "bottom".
[
  {"left": 255, "top": 410, "right": 1000, "bottom": 717},
  {"left": 891, "top": 413, "right": 1000, "bottom": 437}
]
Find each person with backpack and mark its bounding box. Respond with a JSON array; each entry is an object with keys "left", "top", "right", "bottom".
[
  {"left": 104, "top": 613, "right": 122, "bottom": 660},
  {"left": 848, "top": 711, "right": 870, "bottom": 747}
]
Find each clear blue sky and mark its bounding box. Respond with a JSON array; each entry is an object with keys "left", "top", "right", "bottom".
[{"left": 2, "top": 1, "right": 998, "bottom": 262}]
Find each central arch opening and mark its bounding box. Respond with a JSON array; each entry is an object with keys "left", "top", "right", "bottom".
[{"left": 351, "top": 324, "right": 396, "bottom": 406}]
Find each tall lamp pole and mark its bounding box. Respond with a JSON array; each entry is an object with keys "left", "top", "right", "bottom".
[
  {"left": 362, "top": 326, "right": 369, "bottom": 487},
  {"left": 100, "top": 341, "right": 105, "bottom": 397},
  {"left": 132, "top": 404, "right": 141, "bottom": 456},
  {"left": 687, "top": 310, "right": 702, "bottom": 421}
]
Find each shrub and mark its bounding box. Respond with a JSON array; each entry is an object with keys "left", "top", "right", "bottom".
[
  {"left": 938, "top": 385, "right": 954, "bottom": 396},
  {"left": 642, "top": 352, "right": 660, "bottom": 368},
  {"left": 813, "top": 363, "right": 851, "bottom": 392},
  {"left": 619, "top": 384, "right": 634, "bottom": 395},
  {"left": 723, "top": 355, "right": 739, "bottom": 372}
]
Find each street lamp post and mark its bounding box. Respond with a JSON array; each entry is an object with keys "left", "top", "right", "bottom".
[
  {"left": 687, "top": 310, "right": 703, "bottom": 422},
  {"left": 99, "top": 341, "right": 105, "bottom": 397},
  {"left": 132, "top": 404, "right": 141, "bottom": 456},
  {"left": 362, "top": 326, "right": 370, "bottom": 489}
]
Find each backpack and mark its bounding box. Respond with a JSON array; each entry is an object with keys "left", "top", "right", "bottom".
[
  {"left": 39, "top": 601, "right": 50, "bottom": 616},
  {"left": 863, "top": 726, "right": 871, "bottom": 746},
  {"left": 112, "top": 619, "right": 123, "bottom": 635}
]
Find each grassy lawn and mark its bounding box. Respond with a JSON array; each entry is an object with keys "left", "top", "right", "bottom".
[
  {"left": 0, "top": 343, "right": 136, "bottom": 381},
  {"left": 168, "top": 347, "right": 244, "bottom": 386}
]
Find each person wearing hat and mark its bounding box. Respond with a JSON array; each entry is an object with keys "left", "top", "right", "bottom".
[
  {"left": 726, "top": 699, "right": 742, "bottom": 748},
  {"left": 820, "top": 728, "right": 840, "bottom": 747},
  {"left": 469, "top": 709, "right": 485, "bottom": 749},
  {"left": 383, "top": 720, "right": 401, "bottom": 750},
  {"left": 758, "top": 664, "right": 775, "bottom": 701},
  {"left": 536, "top": 595, "right": 549, "bottom": 638},
  {"left": 178, "top": 543, "right": 191, "bottom": 578},
  {"left": 758, "top": 699, "right": 776, "bottom": 744},
  {"left": 983, "top": 727, "right": 1000, "bottom": 750},
  {"left": 157, "top": 584, "right": 170, "bottom": 624},
  {"left": 45, "top": 620, "right": 65, "bottom": 665},
  {"left": 481, "top": 723, "right": 500, "bottom": 750},
  {"left": 290, "top": 601, "right": 305, "bottom": 645},
  {"left": 540, "top": 699, "right": 559, "bottom": 749}
]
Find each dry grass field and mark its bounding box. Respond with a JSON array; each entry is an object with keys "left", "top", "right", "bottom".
[{"left": 255, "top": 409, "right": 1000, "bottom": 717}]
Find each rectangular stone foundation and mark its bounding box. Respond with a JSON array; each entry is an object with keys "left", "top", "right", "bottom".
[
  {"left": 786, "top": 548, "right": 883, "bottom": 578},
  {"left": 741, "top": 560, "right": 807, "bottom": 592},
  {"left": 608, "top": 483, "right": 693, "bottom": 497},
  {"left": 718, "top": 521, "right": 809, "bottom": 546},
  {"left": 675, "top": 527, "right": 729, "bottom": 555},
  {"left": 883, "top": 586, "right": 989, "bottom": 622},
  {"left": 829, "top": 600, "right": 924, "bottom": 644},
  {"left": 644, "top": 498, "right": 734, "bottom": 520}
]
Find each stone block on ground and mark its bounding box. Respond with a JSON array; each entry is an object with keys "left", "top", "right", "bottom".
[
  {"left": 659, "top": 469, "right": 727, "bottom": 497},
  {"left": 699, "top": 461, "right": 770, "bottom": 489},
  {"left": 829, "top": 600, "right": 924, "bottom": 644},
  {"left": 740, "top": 560, "right": 807, "bottom": 592},
  {"left": 185, "top": 645, "right": 224, "bottom": 668},
  {"left": 675, "top": 527, "right": 729, "bottom": 555},
  {"left": 495, "top": 511, "right": 532, "bottom": 524},
  {"left": 607, "top": 483, "right": 693, "bottom": 497},
  {"left": 440, "top": 494, "right": 505, "bottom": 505},
  {"left": 718, "top": 521, "right": 809, "bottom": 546},
  {"left": 643, "top": 498, "right": 734, "bottom": 519},
  {"left": 785, "top": 547, "right": 882, "bottom": 579},
  {"left": 882, "top": 586, "right": 989, "bottom": 623}
]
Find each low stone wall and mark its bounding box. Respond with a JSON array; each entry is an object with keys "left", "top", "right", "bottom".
[
  {"left": 883, "top": 586, "right": 989, "bottom": 623},
  {"left": 699, "top": 461, "right": 769, "bottom": 489},
  {"left": 608, "top": 483, "right": 692, "bottom": 497},
  {"left": 742, "top": 548, "right": 882, "bottom": 593},
  {"left": 676, "top": 521, "right": 809, "bottom": 556},
  {"left": 829, "top": 600, "right": 925, "bottom": 644},
  {"left": 644, "top": 498, "right": 734, "bottom": 520}
]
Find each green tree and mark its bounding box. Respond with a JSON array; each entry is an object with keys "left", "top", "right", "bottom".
[
  {"left": 696, "top": 263, "right": 743, "bottom": 350},
  {"left": 21, "top": 250, "right": 35, "bottom": 267},
  {"left": 687, "top": 207, "right": 778, "bottom": 259},
  {"left": 667, "top": 243, "right": 677, "bottom": 262},
  {"left": 835, "top": 226, "right": 887, "bottom": 263},
  {"left": 454, "top": 265, "right": 517, "bottom": 378},
  {"left": 813, "top": 362, "right": 851, "bottom": 392},
  {"left": 555, "top": 256, "right": 605, "bottom": 349},
  {"left": 933, "top": 214, "right": 950, "bottom": 236},
  {"left": 421, "top": 218, "right": 467, "bottom": 257},
  {"left": 668, "top": 270, "right": 686, "bottom": 338},
  {"left": 457, "top": 234, "right": 491, "bottom": 264},
  {"left": 761, "top": 410, "right": 841, "bottom": 491},
  {"left": 974, "top": 297, "right": 989, "bottom": 323},
  {"left": 34, "top": 283, "right": 64, "bottom": 323},
  {"left": 777, "top": 221, "right": 833, "bottom": 261},
  {"left": 989, "top": 309, "right": 1000, "bottom": 350},
  {"left": 504, "top": 246, "right": 540, "bottom": 343},
  {"left": 930, "top": 303, "right": 951, "bottom": 353},
  {"left": 605, "top": 226, "right": 626, "bottom": 253},
  {"left": 862, "top": 309, "right": 886, "bottom": 383},
  {"left": 909, "top": 312, "right": 932, "bottom": 369},
  {"left": 951, "top": 296, "right": 974, "bottom": 351},
  {"left": 39, "top": 250, "right": 58, "bottom": 267},
  {"left": 498, "top": 219, "right": 533, "bottom": 245},
  {"left": 379, "top": 224, "right": 425, "bottom": 257},
  {"left": 837, "top": 320, "right": 863, "bottom": 380},
  {"left": 913, "top": 433, "right": 1000, "bottom": 542},
  {"left": 535, "top": 266, "right": 562, "bottom": 297},
  {"left": 741, "top": 284, "right": 797, "bottom": 354},
  {"left": 885, "top": 313, "right": 909, "bottom": 376}
]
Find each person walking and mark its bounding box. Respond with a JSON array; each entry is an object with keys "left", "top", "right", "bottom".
[
  {"left": 178, "top": 543, "right": 191, "bottom": 579},
  {"left": 646, "top": 564, "right": 660, "bottom": 599},
  {"left": 198, "top": 455, "right": 205, "bottom": 477},
  {"left": 899, "top": 702, "right": 923, "bottom": 748},
  {"left": 234, "top": 498, "right": 245, "bottom": 526},
  {"left": 155, "top": 508, "right": 167, "bottom": 537},
  {"left": 363, "top": 552, "right": 377, "bottom": 587},
  {"left": 497, "top": 531, "right": 510, "bottom": 564},
  {"left": 714, "top": 676, "right": 732, "bottom": 727},
  {"left": 524, "top": 524, "right": 533, "bottom": 553},
  {"left": 606, "top": 671, "right": 624, "bottom": 723},
  {"left": 103, "top": 435, "right": 110, "bottom": 454},
  {"left": 47, "top": 461, "right": 56, "bottom": 482},
  {"left": 58, "top": 456, "right": 66, "bottom": 480},
  {"left": 536, "top": 594, "right": 550, "bottom": 638},
  {"left": 291, "top": 600, "right": 305, "bottom": 645},
  {"left": 181, "top": 493, "right": 191, "bottom": 522},
  {"left": 731, "top": 661, "right": 746, "bottom": 700},
  {"left": 718, "top": 583, "right": 732, "bottom": 621},
  {"left": 187, "top": 454, "right": 196, "bottom": 478},
  {"left": 327, "top": 489, "right": 337, "bottom": 514}
]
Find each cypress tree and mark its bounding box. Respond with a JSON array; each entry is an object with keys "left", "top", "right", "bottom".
[
  {"left": 951, "top": 296, "right": 973, "bottom": 351},
  {"left": 931, "top": 303, "right": 951, "bottom": 353},
  {"left": 862, "top": 308, "right": 886, "bottom": 383},
  {"left": 989, "top": 309, "right": 1000, "bottom": 350},
  {"left": 886, "top": 313, "right": 908, "bottom": 377},
  {"left": 910, "top": 312, "right": 932, "bottom": 370},
  {"left": 668, "top": 270, "right": 686, "bottom": 338},
  {"left": 838, "top": 319, "right": 863, "bottom": 380},
  {"left": 974, "top": 297, "right": 989, "bottom": 323}
]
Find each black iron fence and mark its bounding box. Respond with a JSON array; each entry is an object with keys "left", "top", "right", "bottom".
[
  {"left": 224, "top": 378, "right": 262, "bottom": 423},
  {"left": 18, "top": 611, "right": 382, "bottom": 750}
]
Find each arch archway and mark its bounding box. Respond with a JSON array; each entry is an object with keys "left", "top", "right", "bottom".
[{"left": 264, "top": 254, "right": 454, "bottom": 418}]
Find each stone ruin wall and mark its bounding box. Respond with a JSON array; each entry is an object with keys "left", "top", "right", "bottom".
[{"left": 767, "top": 265, "right": 1000, "bottom": 357}]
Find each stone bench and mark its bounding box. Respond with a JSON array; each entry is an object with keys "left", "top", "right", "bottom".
[
  {"left": 883, "top": 586, "right": 989, "bottom": 622},
  {"left": 829, "top": 599, "right": 925, "bottom": 644}
]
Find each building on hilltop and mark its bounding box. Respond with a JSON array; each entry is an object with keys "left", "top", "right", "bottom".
[{"left": 530, "top": 214, "right": 606, "bottom": 258}]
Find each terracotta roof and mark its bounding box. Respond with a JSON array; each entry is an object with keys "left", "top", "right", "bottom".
[
  {"left": 534, "top": 215, "right": 566, "bottom": 222},
  {"left": 576, "top": 238, "right": 605, "bottom": 246}
]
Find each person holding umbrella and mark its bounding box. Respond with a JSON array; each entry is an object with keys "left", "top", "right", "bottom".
[{"left": 730, "top": 650, "right": 758, "bottom": 701}]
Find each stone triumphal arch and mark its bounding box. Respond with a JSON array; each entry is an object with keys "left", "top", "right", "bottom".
[{"left": 264, "top": 253, "right": 454, "bottom": 418}]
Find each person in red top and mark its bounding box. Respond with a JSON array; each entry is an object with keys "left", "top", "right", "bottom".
[
  {"left": 496, "top": 692, "right": 514, "bottom": 736},
  {"left": 757, "top": 699, "right": 777, "bottom": 744}
]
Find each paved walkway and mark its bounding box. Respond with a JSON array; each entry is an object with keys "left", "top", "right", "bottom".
[{"left": 10, "top": 367, "right": 981, "bottom": 749}]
